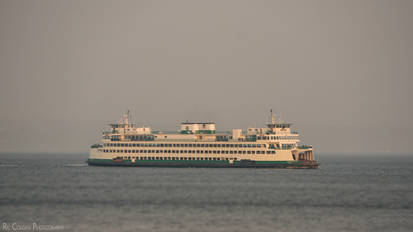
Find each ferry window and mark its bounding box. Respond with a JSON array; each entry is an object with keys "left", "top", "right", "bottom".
[
  {"left": 252, "top": 151, "right": 255, "bottom": 154},
  {"left": 213, "top": 150, "right": 216, "bottom": 154},
  {"left": 201, "top": 144, "right": 204, "bottom": 147},
  {"left": 217, "top": 144, "right": 221, "bottom": 147},
  {"left": 200, "top": 150, "right": 204, "bottom": 154},
  {"left": 247, "top": 151, "right": 251, "bottom": 154},
  {"left": 213, "top": 158, "right": 216, "bottom": 161},
  {"left": 196, "top": 157, "right": 200, "bottom": 160},
  {"left": 172, "top": 150, "right": 175, "bottom": 153},
  {"left": 200, "top": 157, "right": 204, "bottom": 160},
  {"left": 230, "top": 151, "right": 233, "bottom": 154},
  {"left": 196, "top": 144, "right": 200, "bottom": 147},
  {"left": 257, "top": 144, "right": 261, "bottom": 148},
  {"left": 217, "top": 151, "right": 220, "bottom": 154},
  {"left": 272, "top": 151, "right": 276, "bottom": 154},
  {"left": 213, "top": 144, "right": 217, "bottom": 147}
]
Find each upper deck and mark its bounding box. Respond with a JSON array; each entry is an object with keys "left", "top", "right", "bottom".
[{"left": 100, "top": 110, "right": 306, "bottom": 151}]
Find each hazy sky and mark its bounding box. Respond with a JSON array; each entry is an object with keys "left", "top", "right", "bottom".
[{"left": 1, "top": 0, "right": 412, "bottom": 154}]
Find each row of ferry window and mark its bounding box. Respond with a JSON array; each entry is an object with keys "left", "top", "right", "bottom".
[
  {"left": 117, "top": 156, "right": 237, "bottom": 161},
  {"left": 104, "top": 143, "right": 265, "bottom": 148},
  {"left": 257, "top": 136, "right": 297, "bottom": 140},
  {"left": 100, "top": 149, "right": 276, "bottom": 155}
]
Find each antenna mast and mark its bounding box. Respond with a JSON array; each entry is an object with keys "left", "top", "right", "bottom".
[{"left": 270, "top": 109, "right": 275, "bottom": 124}]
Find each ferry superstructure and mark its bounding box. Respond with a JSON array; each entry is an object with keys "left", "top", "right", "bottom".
[{"left": 88, "top": 111, "right": 319, "bottom": 168}]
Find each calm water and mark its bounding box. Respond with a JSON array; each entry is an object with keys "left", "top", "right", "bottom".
[{"left": 0, "top": 153, "right": 412, "bottom": 232}]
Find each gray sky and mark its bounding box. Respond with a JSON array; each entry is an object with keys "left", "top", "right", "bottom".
[{"left": 1, "top": 0, "right": 412, "bottom": 154}]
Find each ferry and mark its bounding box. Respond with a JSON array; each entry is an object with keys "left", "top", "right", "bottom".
[{"left": 88, "top": 111, "right": 319, "bottom": 168}]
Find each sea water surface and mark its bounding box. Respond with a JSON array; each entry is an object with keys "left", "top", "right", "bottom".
[{"left": 0, "top": 153, "right": 412, "bottom": 232}]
